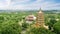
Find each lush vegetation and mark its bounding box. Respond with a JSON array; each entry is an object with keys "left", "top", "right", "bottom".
[{"left": 0, "top": 10, "right": 60, "bottom": 34}]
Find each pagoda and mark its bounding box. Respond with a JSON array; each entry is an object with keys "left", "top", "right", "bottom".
[{"left": 35, "top": 8, "right": 45, "bottom": 27}]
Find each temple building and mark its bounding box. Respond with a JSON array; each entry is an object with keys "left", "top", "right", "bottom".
[
  {"left": 35, "top": 8, "right": 48, "bottom": 29},
  {"left": 25, "top": 14, "right": 36, "bottom": 24},
  {"left": 34, "top": 8, "right": 44, "bottom": 27}
]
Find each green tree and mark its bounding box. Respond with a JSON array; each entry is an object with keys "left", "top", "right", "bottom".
[
  {"left": 0, "top": 21, "right": 22, "bottom": 34},
  {"left": 53, "top": 22, "right": 60, "bottom": 34},
  {"left": 48, "top": 18, "right": 57, "bottom": 30}
]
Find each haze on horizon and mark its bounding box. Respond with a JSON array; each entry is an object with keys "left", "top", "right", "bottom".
[{"left": 0, "top": 0, "right": 60, "bottom": 10}]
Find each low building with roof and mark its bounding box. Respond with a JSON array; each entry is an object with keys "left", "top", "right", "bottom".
[{"left": 25, "top": 14, "right": 36, "bottom": 24}]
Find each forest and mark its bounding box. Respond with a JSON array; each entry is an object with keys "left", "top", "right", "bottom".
[{"left": 0, "top": 10, "right": 60, "bottom": 34}]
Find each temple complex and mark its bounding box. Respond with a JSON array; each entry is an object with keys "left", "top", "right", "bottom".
[{"left": 25, "top": 8, "right": 48, "bottom": 29}]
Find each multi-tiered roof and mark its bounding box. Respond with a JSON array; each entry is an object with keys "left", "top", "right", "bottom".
[{"left": 35, "top": 8, "right": 45, "bottom": 27}]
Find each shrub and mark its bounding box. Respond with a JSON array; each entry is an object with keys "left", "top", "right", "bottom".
[{"left": 26, "top": 27, "right": 56, "bottom": 34}]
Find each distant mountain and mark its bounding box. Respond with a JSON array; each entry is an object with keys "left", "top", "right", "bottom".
[
  {"left": 0, "top": 10, "right": 60, "bottom": 14},
  {"left": 43, "top": 10, "right": 60, "bottom": 13}
]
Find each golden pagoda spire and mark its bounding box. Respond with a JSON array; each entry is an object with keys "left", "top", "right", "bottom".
[{"left": 35, "top": 8, "right": 45, "bottom": 28}]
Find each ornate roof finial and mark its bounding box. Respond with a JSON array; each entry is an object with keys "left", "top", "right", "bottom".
[
  {"left": 38, "top": 7, "right": 42, "bottom": 13},
  {"left": 39, "top": 6, "right": 42, "bottom": 10},
  {"left": 40, "top": 7, "right": 41, "bottom": 10}
]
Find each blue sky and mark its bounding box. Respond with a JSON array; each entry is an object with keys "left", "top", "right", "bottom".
[{"left": 0, "top": 0, "right": 60, "bottom": 10}]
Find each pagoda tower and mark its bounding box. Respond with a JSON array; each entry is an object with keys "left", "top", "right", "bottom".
[{"left": 35, "top": 8, "right": 45, "bottom": 27}]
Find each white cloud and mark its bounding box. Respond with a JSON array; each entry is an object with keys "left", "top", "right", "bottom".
[
  {"left": 0, "top": 0, "right": 11, "bottom": 10},
  {"left": 11, "top": 0, "right": 30, "bottom": 4},
  {"left": 0, "top": 0, "right": 60, "bottom": 10}
]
